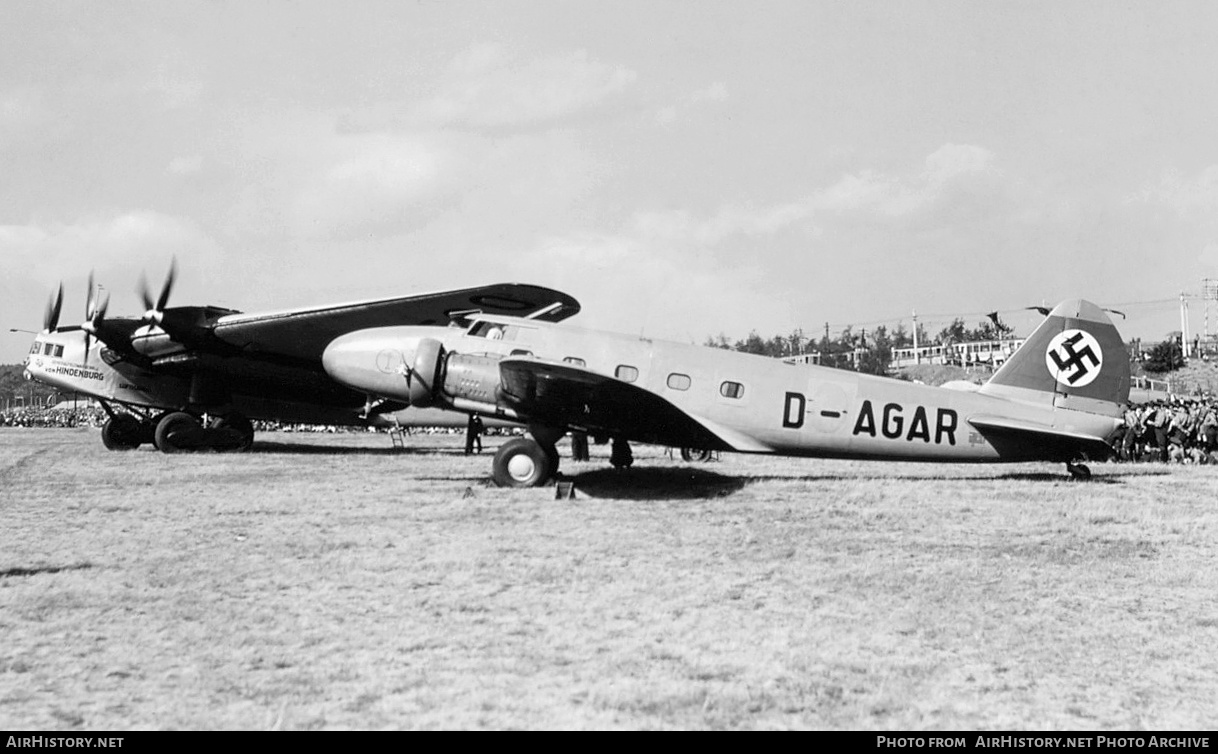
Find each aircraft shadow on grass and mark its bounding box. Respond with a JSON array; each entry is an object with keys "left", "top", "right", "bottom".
[
  {"left": 561, "top": 466, "right": 748, "bottom": 500},
  {"left": 560, "top": 467, "right": 1152, "bottom": 499},
  {"left": 740, "top": 470, "right": 1139, "bottom": 485},
  {"left": 0, "top": 562, "right": 93, "bottom": 579}
]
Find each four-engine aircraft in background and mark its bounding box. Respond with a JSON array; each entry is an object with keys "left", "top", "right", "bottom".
[
  {"left": 21, "top": 265, "right": 579, "bottom": 451},
  {"left": 322, "top": 299, "right": 1130, "bottom": 485}
]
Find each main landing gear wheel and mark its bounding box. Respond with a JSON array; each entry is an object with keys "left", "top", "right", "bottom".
[
  {"left": 492, "top": 438, "right": 554, "bottom": 488},
  {"left": 155, "top": 412, "right": 204, "bottom": 454},
  {"left": 101, "top": 414, "right": 143, "bottom": 451},
  {"left": 1066, "top": 462, "right": 1092, "bottom": 481},
  {"left": 680, "top": 447, "right": 713, "bottom": 463}
]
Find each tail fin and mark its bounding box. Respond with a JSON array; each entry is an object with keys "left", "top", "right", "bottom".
[{"left": 979, "top": 299, "right": 1129, "bottom": 417}]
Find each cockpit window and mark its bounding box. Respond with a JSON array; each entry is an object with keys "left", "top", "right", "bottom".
[
  {"left": 467, "top": 321, "right": 536, "bottom": 342},
  {"left": 468, "top": 321, "right": 510, "bottom": 340},
  {"left": 52, "top": 345, "right": 63, "bottom": 358},
  {"left": 30, "top": 342, "right": 41, "bottom": 355}
]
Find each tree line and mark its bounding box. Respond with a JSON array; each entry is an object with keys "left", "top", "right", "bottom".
[{"left": 706, "top": 315, "right": 1020, "bottom": 377}]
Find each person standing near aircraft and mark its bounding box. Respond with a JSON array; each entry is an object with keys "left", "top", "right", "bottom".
[
  {"left": 1119, "top": 404, "right": 1141, "bottom": 462},
  {"left": 465, "top": 414, "right": 484, "bottom": 455}
]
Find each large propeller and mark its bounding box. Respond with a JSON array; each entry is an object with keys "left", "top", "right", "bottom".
[
  {"left": 43, "top": 283, "right": 64, "bottom": 332},
  {"left": 138, "top": 259, "right": 177, "bottom": 326},
  {"left": 81, "top": 271, "right": 110, "bottom": 354}
]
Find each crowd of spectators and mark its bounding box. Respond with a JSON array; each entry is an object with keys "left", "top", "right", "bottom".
[
  {"left": 1115, "top": 399, "right": 1218, "bottom": 465},
  {"left": 0, "top": 407, "right": 107, "bottom": 428},
  {"left": 0, "top": 407, "right": 521, "bottom": 437}
]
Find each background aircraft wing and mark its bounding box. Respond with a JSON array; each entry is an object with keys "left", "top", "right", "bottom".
[
  {"left": 497, "top": 357, "right": 767, "bottom": 452},
  {"left": 967, "top": 415, "right": 1116, "bottom": 461},
  {"left": 212, "top": 283, "right": 580, "bottom": 364}
]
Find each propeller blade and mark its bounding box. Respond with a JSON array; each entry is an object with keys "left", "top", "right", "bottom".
[
  {"left": 86, "top": 270, "right": 97, "bottom": 321},
  {"left": 156, "top": 259, "right": 177, "bottom": 312},
  {"left": 138, "top": 259, "right": 177, "bottom": 324},
  {"left": 95, "top": 290, "right": 110, "bottom": 323},
  {"left": 44, "top": 284, "right": 64, "bottom": 331},
  {"left": 138, "top": 272, "right": 154, "bottom": 313}
]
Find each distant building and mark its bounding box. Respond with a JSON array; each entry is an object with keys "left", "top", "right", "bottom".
[{"left": 890, "top": 338, "right": 1027, "bottom": 371}]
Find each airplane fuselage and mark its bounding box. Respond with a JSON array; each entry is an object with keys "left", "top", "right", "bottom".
[{"left": 323, "top": 316, "right": 1123, "bottom": 464}]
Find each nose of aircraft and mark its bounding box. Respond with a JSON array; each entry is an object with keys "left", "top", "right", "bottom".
[{"left": 322, "top": 330, "right": 417, "bottom": 401}]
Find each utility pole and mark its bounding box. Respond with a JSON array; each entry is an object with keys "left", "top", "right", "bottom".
[
  {"left": 912, "top": 310, "right": 919, "bottom": 365},
  {"left": 1181, "top": 292, "right": 1191, "bottom": 361}
]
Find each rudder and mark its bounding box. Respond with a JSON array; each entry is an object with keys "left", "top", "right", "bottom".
[{"left": 979, "top": 299, "right": 1129, "bottom": 417}]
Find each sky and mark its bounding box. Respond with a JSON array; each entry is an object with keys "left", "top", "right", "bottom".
[{"left": 5, "top": 0, "right": 1218, "bottom": 363}]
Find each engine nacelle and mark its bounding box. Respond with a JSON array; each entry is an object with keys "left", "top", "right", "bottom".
[
  {"left": 442, "top": 353, "right": 503, "bottom": 405},
  {"left": 400, "top": 341, "right": 504, "bottom": 410},
  {"left": 322, "top": 329, "right": 507, "bottom": 412}
]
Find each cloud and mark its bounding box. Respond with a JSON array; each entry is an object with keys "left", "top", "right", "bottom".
[
  {"left": 526, "top": 230, "right": 782, "bottom": 342},
  {"left": 811, "top": 143, "right": 997, "bottom": 219},
  {"left": 1131, "top": 166, "right": 1218, "bottom": 216},
  {"left": 1130, "top": 166, "right": 1218, "bottom": 270},
  {"left": 168, "top": 155, "right": 204, "bottom": 175},
  {"left": 0, "top": 88, "right": 44, "bottom": 147},
  {"left": 288, "top": 133, "right": 455, "bottom": 239},
  {"left": 0, "top": 211, "right": 220, "bottom": 284},
  {"left": 656, "top": 81, "right": 729, "bottom": 127},
  {"left": 631, "top": 202, "right": 815, "bottom": 247},
  {"left": 411, "top": 44, "right": 637, "bottom": 131}
]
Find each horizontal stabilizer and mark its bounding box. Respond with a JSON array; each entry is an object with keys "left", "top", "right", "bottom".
[{"left": 968, "top": 415, "right": 1114, "bottom": 460}]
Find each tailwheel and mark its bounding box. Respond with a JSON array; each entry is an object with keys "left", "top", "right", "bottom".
[
  {"left": 155, "top": 412, "right": 206, "bottom": 453},
  {"left": 210, "top": 413, "right": 255, "bottom": 452},
  {"left": 492, "top": 438, "right": 554, "bottom": 488},
  {"left": 1066, "top": 462, "right": 1092, "bottom": 481},
  {"left": 100, "top": 414, "right": 143, "bottom": 451}
]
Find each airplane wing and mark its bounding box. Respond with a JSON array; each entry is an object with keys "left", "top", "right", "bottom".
[
  {"left": 968, "top": 415, "right": 1115, "bottom": 461},
  {"left": 496, "top": 357, "right": 770, "bottom": 452},
  {"left": 211, "top": 283, "right": 580, "bottom": 364}
]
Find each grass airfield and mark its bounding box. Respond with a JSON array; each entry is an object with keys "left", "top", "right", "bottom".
[{"left": 1, "top": 427, "right": 1216, "bottom": 730}]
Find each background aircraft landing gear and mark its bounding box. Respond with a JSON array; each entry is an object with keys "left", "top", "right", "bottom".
[
  {"left": 211, "top": 413, "right": 255, "bottom": 452},
  {"left": 492, "top": 437, "right": 554, "bottom": 488},
  {"left": 1066, "top": 462, "right": 1091, "bottom": 481},
  {"left": 155, "top": 412, "right": 206, "bottom": 453},
  {"left": 101, "top": 414, "right": 143, "bottom": 451},
  {"left": 155, "top": 411, "right": 255, "bottom": 453}
]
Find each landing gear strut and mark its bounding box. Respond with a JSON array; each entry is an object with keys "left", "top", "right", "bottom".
[{"left": 610, "top": 437, "right": 633, "bottom": 470}]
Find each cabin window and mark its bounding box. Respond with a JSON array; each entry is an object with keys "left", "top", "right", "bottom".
[
  {"left": 720, "top": 381, "right": 745, "bottom": 399},
  {"left": 52, "top": 345, "right": 63, "bottom": 357},
  {"left": 564, "top": 357, "right": 586, "bottom": 367},
  {"left": 667, "top": 373, "right": 691, "bottom": 391},
  {"left": 615, "top": 365, "right": 639, "bottom": 383}
]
